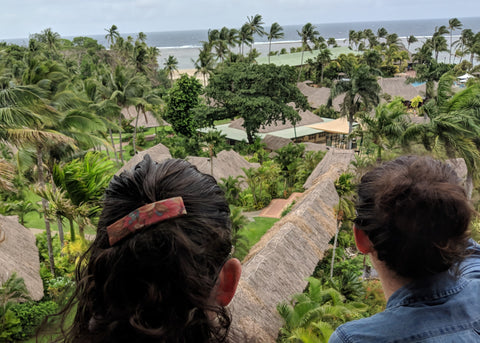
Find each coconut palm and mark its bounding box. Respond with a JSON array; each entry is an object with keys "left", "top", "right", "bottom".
[
  {"left": 454, "top": 29, "right": 474, "bottom": 63},
  {"left": 194, "top": 43, "right": 215, "bottom": 86},
  {"left": 298, "top": 23, "right": 319, "bottom": 81},
  {"left": 432, "top": 26, "right": 449, "bottom": 62},
  {"left": 328, "top": 65, "right": 381, "bottom": 148},
  {"left": 355, "top": 98, "right": 409, "bottom": 160},
  {"left": 247, "top": 14, "right": 265, "bottom": 53},
  {"left": 268, "top": 22, "right": 284, "bottom": 63},
  {"left": 448, "top": 18, "right": 463, "bottom": 63},
  {"left": 164, "top": 55, "right": 179, "bottom": 83},
  {"left": 105, "top": 24, "right": 120, "bottom": 47},
  {"left": 406, "top": 35, "right": 418, "bottom": 52},
  {"left": 315, "top": 49, "right": 332, "bottom": 84},
  {"left": 238, "top": 23, "right": 254, "bottom": 56}
]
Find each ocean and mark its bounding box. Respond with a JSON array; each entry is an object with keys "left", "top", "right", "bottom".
[{"left": 3, "top": 17, "right": 480, "bottom": 69}]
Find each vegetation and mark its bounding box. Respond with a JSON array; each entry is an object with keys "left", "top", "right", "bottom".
[{"left": 1, "top": 16, "right": 480, "bottom": 341}]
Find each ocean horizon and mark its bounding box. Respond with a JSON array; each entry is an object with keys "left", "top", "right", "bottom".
[{"left": 3, "top": 16, "right": 480, "bottom": 69}]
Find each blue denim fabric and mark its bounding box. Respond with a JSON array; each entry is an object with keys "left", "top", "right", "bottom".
[{"left": 329, "top": 240, "right": 480, "bottom": 342}]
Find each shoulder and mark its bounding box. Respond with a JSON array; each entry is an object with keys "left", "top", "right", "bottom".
[
  {"left": 328, "top": 313, "right": 395, "bottom": 343},
  {"left": 459, "top": 239, "right": 480, "bottom": 278}
]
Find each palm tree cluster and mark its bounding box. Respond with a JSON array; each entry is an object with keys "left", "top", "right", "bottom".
[{"left": 0, "top": 25, "right": 165, "bottom": 275}]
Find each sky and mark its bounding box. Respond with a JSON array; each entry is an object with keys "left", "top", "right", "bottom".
[{"left": 1, "top": 0, "right": 479, "bottom": 39}]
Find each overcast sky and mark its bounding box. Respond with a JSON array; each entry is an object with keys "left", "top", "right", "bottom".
[{"left": 1, "top": 0, "right": 479, "bottom": 39}]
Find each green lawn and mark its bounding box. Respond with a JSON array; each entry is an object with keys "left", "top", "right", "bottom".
[{"left": 238, "top": 217, "right": 279, "bottom": 260}]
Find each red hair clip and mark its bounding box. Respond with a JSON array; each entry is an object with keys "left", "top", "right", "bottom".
[{"left": 106, "top": 196, "right": 187, "bottom": 246}]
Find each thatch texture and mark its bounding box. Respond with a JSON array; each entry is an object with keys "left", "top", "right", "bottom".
[
  {"left": 262, "top": 135, "right": 291, "bottom": 151},
  {"left": 0, "top": 215, "right": 43, "bottom": 301},
  {"left": 446, "top": 158, "right": 473, "bottom": 198},
  {"left": 116, "top": 143, "right": 171, "bottom": 175},
  {"left": 121, "top": 105, "right": 163, "bottom": 128},
  {"left": 378, "top": 77, "right": 425, "bottom": 101},
  {"left": 297, "top": 81, "right": 343, "bottom": 111},
  {"left": 303, "top": 142, "right": 328, "bottom": 152},
  {"left": 303, "top": 148, "right": 355, "bottom": 190},
  {"left": 228, "top": 150, "right": 353, "bottom": 342},
  {"left": 186, "top": 150, "right": 259, "bottom": 187},
  {"left": 228, "top": 107, "right": 323, "bottom": 133}
]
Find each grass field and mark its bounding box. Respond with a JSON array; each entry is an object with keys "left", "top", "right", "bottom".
[{"left": 237, "top": 217, "right": 279, "bottom": 260}]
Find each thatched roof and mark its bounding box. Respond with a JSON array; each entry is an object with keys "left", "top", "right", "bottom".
[
  {"left": 303, "top": 142, "right": 328, "bottom": 152},
  {"left": 116, "top": 143, "right": 171, "bottom": 175},
  {"left": 229, "top": 149, "right": 353, "bottom": 342},
  {"left": 308, "top": 116, "right": 351, "bottom": 135},
  {"left": 446, "top": 158, "right": 473, "bottom": 198},
  {"left": 228, "top": 107, "right": 323, "bottom": 133},
  {"left": 186, "top": 150, "right": 259, "bottom": 187},
  {"left": 0, "top": 215, "right": 43, "bottom": 301},
  {"left": 262, "top": 135, "right": 291, "bottom": 151},
  {"left": 121, "top": 105, "right": 163, "bottom": 128},
  {"left": 304, "top": 148, "right": 355, "bottom": 190},
  {"left": 378, "top": 77, "right": 425, "bottom": 100},
  {"left": 297, "top": 81, "right": 343, "bottom": 111}
]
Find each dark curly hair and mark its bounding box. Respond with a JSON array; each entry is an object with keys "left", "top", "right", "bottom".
[
  {"left": 55, "top": 156, "right": 232, "bottom": 342},
  {"left": 354, "top": 155, "right": 473, "bottom": 279}
]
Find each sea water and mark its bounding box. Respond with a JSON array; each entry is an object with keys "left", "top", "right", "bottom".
[{"left": 3, "top": 17, "right": 480, "bottom": 69}]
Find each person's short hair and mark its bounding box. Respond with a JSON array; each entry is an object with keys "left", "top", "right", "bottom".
[
  {"left": 354, "top": 155, "right": 473, "bottom": 279},
  {"left": 61, "top": 156, "right": 232, "bottom": 342}
]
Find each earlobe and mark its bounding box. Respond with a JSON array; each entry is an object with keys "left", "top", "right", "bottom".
[
  {"left": 215, "top": 258, "right": 242, "bottom": 307},
  {"left": 354, "top": 225, "right": 374, "bottom": 254}
]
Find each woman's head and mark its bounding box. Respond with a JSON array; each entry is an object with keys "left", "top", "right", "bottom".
[
  {"left": 354, "top": 155, "right": 473, "bottom": 279},
  {"left": 68, "top": 156, "right": 239, "bottom": 342}
]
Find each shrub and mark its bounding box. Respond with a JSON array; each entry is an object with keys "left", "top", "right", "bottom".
[{"left": 9, "top": 301, "right": 58, "bottom": 340}]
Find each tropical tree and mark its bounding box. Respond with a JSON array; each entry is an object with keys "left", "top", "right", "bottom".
[
  {"left": 268, "top": 22, "right": 284, "bottom": 63},
  {"left": 238, "top": 23, "right": 254, "bottom": 56},
  {"left": 330, "top": 173, "right": 356, "bottom": 279},
  {"left": 355, "top": 98, "right": 409, "bottom": 160},
  {"left": 164, "top": 74, "right": 203, "bottom": 137},
  {"left": 277, "top": 277, "right": 366, "bottom": 342},
  {"left": 448, "top": 18, "right": 463, "bottom": 63},
  {"left": 247, "top": 14, "right": 265, "bottom": 53},
  {"left": 402, "top": 77, "right": 480, "bottom": 198},
  {"left": 104, "top": 24, "right": 120, "bottom": 47},
  {"left": 194, "top": 42, "right": 215, "bottom": 86},
  {"left": 406, "top": 35, "right": 418, "bottom": 52},
  {"left": 328, "top": 65, "right": 381, "bottom": 147},
  {"left": 315, "top": 49, "right": 332, "bottom": 84},
  {"left": 204, "top": 63, "right": 308, "bottom": 143},
  {"left": 298, "top": 23, "right": 319, "bottom": 81},
  {"left": 229, "top": 205, "right": 250, "bottom": 259},
  {"left": 432, "top": 26, "right": 449, "bottom": 62}
]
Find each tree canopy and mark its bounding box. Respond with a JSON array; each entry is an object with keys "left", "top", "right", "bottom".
[{"left": 204, "top": 63, "right": 308, "bottom": 143}]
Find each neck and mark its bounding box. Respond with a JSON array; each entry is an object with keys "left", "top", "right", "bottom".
[{"left": 370, "top": 254, "right": 411, "bottom": 300}]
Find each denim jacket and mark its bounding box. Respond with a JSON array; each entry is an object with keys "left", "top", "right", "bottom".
[{"left": 329, "top": 240, "right": 480, "bottom": 342}]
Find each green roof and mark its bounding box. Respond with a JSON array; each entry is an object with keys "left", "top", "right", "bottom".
[
  {"left": 199, "top": 118, "right": 334, "bottom": 142},
  {"left": 256, "top": 47, "right": 361, "bottom": 67}
]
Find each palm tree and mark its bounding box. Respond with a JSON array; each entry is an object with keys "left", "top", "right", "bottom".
[
  {"left": 356, "top": 98, "right": 409, "bottom": 160},
  {"left": 238, "top": 23, "right": 254, "bottom": 56},
  {"left": 194, "top": 43, "right": 215, "bottom": 86},
  {"left": 137, "top": 31, "right": 147, "bottom": 43},
  {"left": 315, "top": 49, "right": 332, "bottom": 84},
  {"left": 406, "top": 35, "right": 418, "bottom": 52},
  {"left": 164, "top": 55, "right": 179, "bottom": 83},
  {"left": 432, "top": 25, "right": 449, "bottom": 62},
  {"left": 268, "top": 22, "right": 284, "bottom": 63},
  {"left": 454, "top": 29, "right": 474, "bottom": 63},
  {"left": 0, "top": 272, "right": 30, "bottom": 318},
  {"left": 448, "top": 18, "right": 463, "bottom": 63},
  {"left": 402, "top": 77, "right": 480, "bottom": 198},
  {"left": 328, "top": 65, "right": 381, "bottom": 148},
  {"left": 105, "top": 24, "right": 120, "bottom": 47},
  {"left": 298, "top": 23, "right": 319, "bottom": 81},
  {"left": 247, "top": 14, "right": 265, "bottom": 53}
]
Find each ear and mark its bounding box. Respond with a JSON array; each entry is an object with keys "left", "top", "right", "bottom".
[
  {"left": 354, "top": 225, "right": 374, "bottom": 254},
  {"left": 214, "top": 258, "right": 242, "bottom": 307}
]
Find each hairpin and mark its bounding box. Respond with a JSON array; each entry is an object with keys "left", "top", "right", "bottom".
[{"left": 106, "top": 196, "right": 187, "bottom": 246}]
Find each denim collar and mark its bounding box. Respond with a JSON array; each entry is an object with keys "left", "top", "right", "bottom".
[{"left": 386, "top": 270, "right": 470, "bottom": 309}]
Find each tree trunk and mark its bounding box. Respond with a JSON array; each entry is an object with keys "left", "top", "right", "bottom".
[
  {"left": 347, "top": 116, "right": 354, "bottom": 149},
  {"left": 330, "top": 220, "right": 341, "bottom": 279},
  {"left": 37, "top": 148, "right": 55, "bottom": 276},
  {"left": 109, "top": 128, "right": 119, "bottom": 164},
  {"left": 69, "top": 218, "right": 76, "bottom": 242},
  {"left": 298, "top": 49, "right": 305, "bottom": 82},
  {"left": 133, "top": 109, "right": 141, "bottom": 155},
  {"left": 118, "top": 115, "right": 124, "bottom": 164},
  {"left": 51, "top": 179, "right": 64, "bottom": 248},
  {"left": 268, "top": 40, "right": 272, "bottom": 64}
]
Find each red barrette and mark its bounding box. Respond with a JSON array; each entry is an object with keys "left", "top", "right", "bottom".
[{"left": 106, "top": 196, "right": 187, "bottom": 246}]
